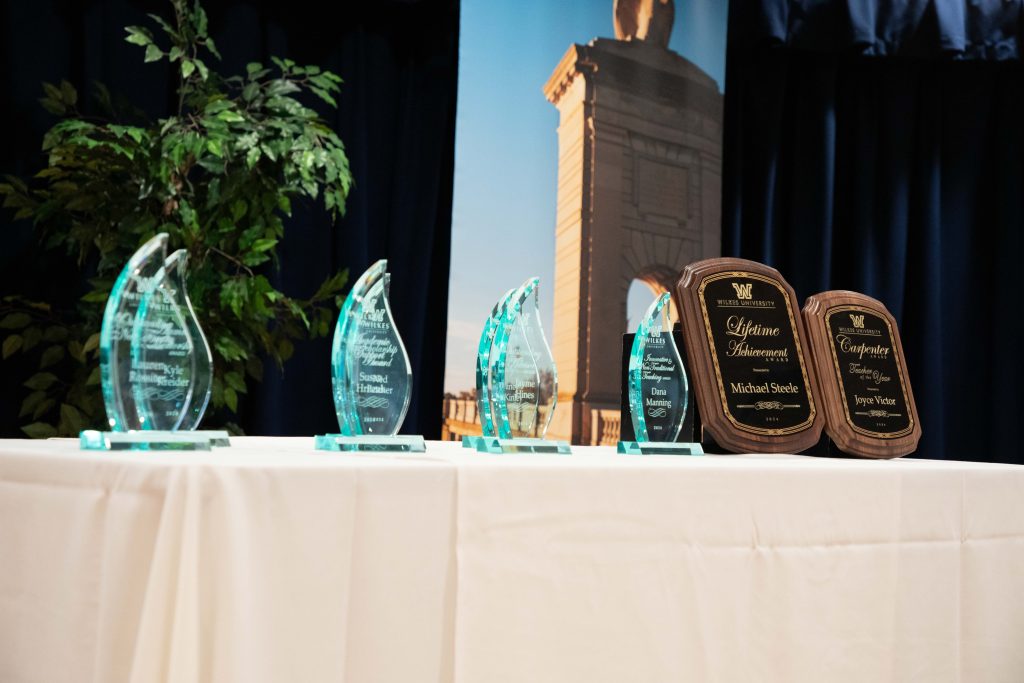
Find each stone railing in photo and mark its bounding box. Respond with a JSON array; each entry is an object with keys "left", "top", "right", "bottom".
[
  {"left": 441, "top": 398, "right": 555, "bottom": 442},
  {"left": 590, "top": 409, "right": 621, "bottom": 446}
]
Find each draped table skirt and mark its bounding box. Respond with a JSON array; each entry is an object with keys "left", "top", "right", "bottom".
[{"left": 2, "top": 438, "right": 1023, "bottom": 682}]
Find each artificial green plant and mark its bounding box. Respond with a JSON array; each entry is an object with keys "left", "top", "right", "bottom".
[{"left": 0, "top": 0, "right": 352, "bottom": 436}]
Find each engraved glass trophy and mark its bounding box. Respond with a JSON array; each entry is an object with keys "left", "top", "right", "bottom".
[
  {"left": 315, "top": 259, "right": 425, "bottom": 452},
  {"left": 469, "top": 278, "right": 570, "bottom": 454},
  {"left": 80, "top": 233, "right": 225, "bottom": 450},
  {"left": 618, "top": 293, "right": 702, "bottom": 455},
  {"left": 461, "top": 287, "right": 515, "bottom": 451}
]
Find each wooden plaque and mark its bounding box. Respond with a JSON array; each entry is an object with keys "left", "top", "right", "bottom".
[
  {"left": 802, "top": 291, "right": 921, "bottom": 459},
  {"left": 676, "top": 258, "right": 824, "bottom": 453}
]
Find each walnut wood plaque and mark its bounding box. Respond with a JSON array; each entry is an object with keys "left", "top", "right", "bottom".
[
  {"left": 676, "top": 258, "right": 824, "bottom": 453},
  {"left": 802, "top": 291, "right": 921, "bottom": 459}
]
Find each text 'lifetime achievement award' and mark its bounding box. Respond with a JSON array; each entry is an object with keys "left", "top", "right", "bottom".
[
  {"left": 677, "top": 257, "right": 824, "bottom": 453},
  {"left": 315, "top": 259, "right": 425, "bottom": 452},
  {"left": 618, "top": 293, "right": 703, "bottom": 455},
  {"left": 80, "top": 233, "right": 227, "bottom": 450},
  {"left": 465, "top": 277, "right": 570, "bottom": 454}
]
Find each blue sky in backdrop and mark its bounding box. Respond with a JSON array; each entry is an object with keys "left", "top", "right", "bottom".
[{"left": 444, "top": 0, "right": 729, "bottom": 393}]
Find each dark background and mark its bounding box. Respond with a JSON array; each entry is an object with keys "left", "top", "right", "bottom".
[
  {"left": 0, "top": 0, "right": 458, "bottom": 439},
  {"left": 724, "top": 0, "right": 1023, "bottom": 464},
  {"left": 2, "top": 0, "right": 1021, "bottom": 463}
]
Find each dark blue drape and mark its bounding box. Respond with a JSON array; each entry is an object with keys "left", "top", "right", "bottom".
[
  {"left": 725, "top": 0, "right": 1023, "bottom": 463},
  {"left": 0, "top": 0, "right": 457, "bottom": 438}
]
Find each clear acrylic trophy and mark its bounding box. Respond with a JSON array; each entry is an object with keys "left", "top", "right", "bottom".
[
  {"left": 617, "top": 293, "right": 702, "bottom": 455},
  {"left": 316, "top": 259, "right": 425, "bottom": 452},
  {"left": 81, "top": 233, "right": 226, "bottom": 450},
  {"left": 461, "top": 287, "right": 516, "bottom": 451},
  {"left": 469, "top": 277, "right": 570, "bottom": 454}
]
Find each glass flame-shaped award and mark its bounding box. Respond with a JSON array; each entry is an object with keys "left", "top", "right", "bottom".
[
  {"left": 461, "top": 287, "right": 516, "bottom": 451},
  {"left": 469, "top": 277, "right": 570, "bottom": 454},
  {"left": 617, "top": 293, "right": 702, "bottom": 455},
  {"left": 315, "top": 259, "right": 425, "bottom": 452},
  {"left": 80, "top": 233, "right": 225, "bottom": 450}
]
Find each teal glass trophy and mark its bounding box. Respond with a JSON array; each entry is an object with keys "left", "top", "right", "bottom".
[
  {"left": 316, "top": 260, "right": 425, "bottom": 452},
  {"left": 617, "top": 293, "right": 702, "bottom": 456},
  {"left": 461, "top": 287, "right": 516, "bottom": 451},
  {"left": 81, "top": 233, "right": 226, "bottom": 450},
  {"left": 470, "top": 278, "right": 570, "bottom": 454}
]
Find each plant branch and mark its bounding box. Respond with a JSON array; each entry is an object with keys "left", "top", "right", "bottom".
[{"left": 208, "top": 245, "right": 254, "bottom": 276}]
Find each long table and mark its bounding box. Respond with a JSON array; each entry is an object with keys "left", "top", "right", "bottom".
[{"left": 2, "top": 438, "right": 1023, "bottom": 682}]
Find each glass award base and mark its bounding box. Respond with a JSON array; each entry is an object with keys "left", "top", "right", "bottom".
[
  {"left": 80, "top": 430, "right": 231, "bottom": 451},
  {"left": 474, "top": 437, "right": 572, "bottom": 455},
  {"left": 314, "top": 434, "right": 426, "bottom": 453},
  {"left": 461, "top": 435, "right": 485, "bottom": 450},
  {"left": 617, "top": 441, "right": 704, "bottom": 456}
]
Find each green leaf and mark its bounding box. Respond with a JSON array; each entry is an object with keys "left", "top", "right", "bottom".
[
  {"left": 168, "top": 46, "right": 184, "bottom": 61},
  {"left": 276, "top": 337, "right": 295, "bottom": 361},
  {"left": 206, "top": 138, "right": 223, "bottom": 157},
  {"left": 277, "top": 195, "right": 292, "bottom": 216},
  {"left": 205, "top": 37, "right": 222, "bottom": 60},
  {"left": 67, "top": 340, "right": 84, "bottom": 363},
  {"left": 194, "top": 59, "right": 209, "bottom": 81},
  {"left": 215, "top": 335, "right": 248, "bottom": 362},
  {"left": 83, "top": 333, "right": 100, "bottom": 354},
  {"left": 124, "top": 26, "right": 153, "bottom": 47},
  {"left": 3, "top": 334, "right": 23, "bottom": 359},
  {"left": 0, "top": 313, "right": 31, "bottom": 329},
  {"left": 194, "top": 4, "right": 209, "bottom": 35},
  {"left": 42, "top": 81, "right": 62, "bottom": 101},
  {"left": 24, "top": 372, "right": 59, "bottom": 391},
  {"left": 245, "top": 146, "right": 261, "bottom": 168},
  {"left": 216, "top": 109, "right": 244, "bottom": 123},
  {"left": 38, "top": 95, "right": 66, "bottom": 115},
  {"left": 22, "top": 327, "right": 42, "bottom": 352},
  {"left": 144, "top": 44, "right": 164, "bottom": 63},
  {"left": 81, "top": 290, "right": 109, "bottom": 303},
  {"left": 251, "top": 238, "right": 277, "bottom": 253},
  {"left": 32, "top": 399, "right": 56, "bottom": 421},
  {"left": 309, "top": 86, "right": 337, "bottom": 108},
  {"left": 146, "top": 13, "right": 176, "bottom": 36},
  {"left": 86, "top": 367, "right": 101, "bottom": 387},
  {"left": 225, "top": 371, "right": 247, "bottom": 393},
  {"left": 181, "top": 60, "right": 196, "bottom": 79},
  {"left": 22, "top": 422, "right": 57, "bottom": 439},
  {"left": 245, "top": 355, "right": 264, "bottom": 381},
  {"left": 224, "top": 386, "right": 238, "bottom": 413},
  {"left": 59, "top": 403, "right": 86, "bottom": 434},
  {"left": 266, "top": 79, "right": 301, "bottom": 97},
  {"left": 19, "top": 391, "right": 47, "bottom": 419},
  {"left": 59, "top": 80, "right": 78, "bottom": 107},
  {"left": 43, "top": 327, "right": 68, "bottom": 343},
  {"left": 39, "top": 345, "right": 65, "bottom": 369}
]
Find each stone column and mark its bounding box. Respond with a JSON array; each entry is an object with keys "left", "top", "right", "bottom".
[{"left": 543, "top": 38, "right": 722, "bottom": 444}]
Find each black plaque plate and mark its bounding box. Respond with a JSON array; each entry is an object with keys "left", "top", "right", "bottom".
[
  {"left": 824, "top": 305, "right": 913, "bottom": 438},
  {"left": 697, "top": 272, "right": 816, "bottom": 435}
]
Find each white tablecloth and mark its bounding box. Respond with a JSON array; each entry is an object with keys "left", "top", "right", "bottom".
[{"left": 1, "top": 438, "right": 1023, "bottom": 682}]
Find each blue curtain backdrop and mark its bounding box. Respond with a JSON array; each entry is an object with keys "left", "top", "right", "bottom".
[
  {"left": 724, "top": 1, "right": 1023, "bottom": 462},
  {"left": 0, "top": 0, "right": 458, "bottom": 438}
]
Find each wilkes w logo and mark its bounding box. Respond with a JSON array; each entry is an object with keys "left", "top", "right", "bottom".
[
  {"left": 731, "top": 282, "right": 753, "bottom": 300},
  {"left": 850, "top": 314, "right": 865, "bottom": 329}
]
